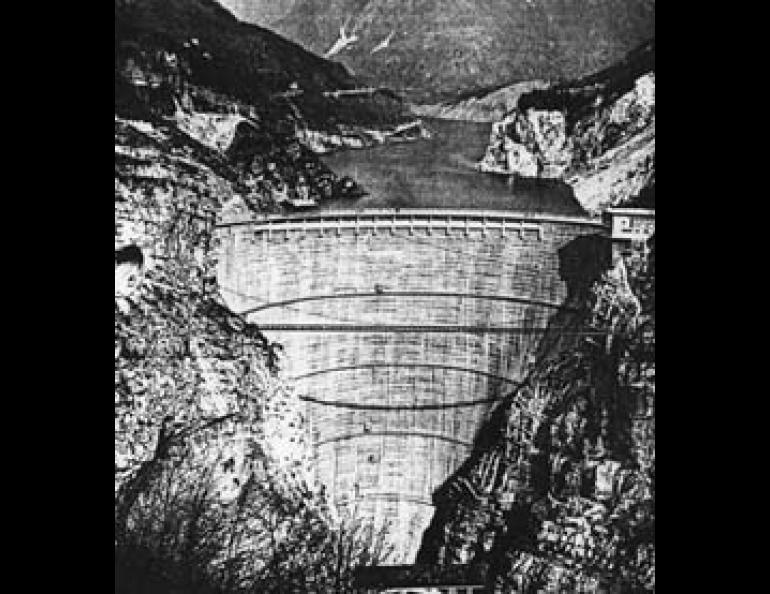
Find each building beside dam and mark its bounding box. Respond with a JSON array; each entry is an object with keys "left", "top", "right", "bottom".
[
  {"left": 215, "top": 202, "right": 650, "bottom": 563},
  {"left": 604, "top": 207, "right": 656, "bottom": 260}
]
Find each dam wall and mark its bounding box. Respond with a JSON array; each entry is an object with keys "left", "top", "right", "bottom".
[{"left": 215, "top": 209, "right": 605, "bottom": 562}]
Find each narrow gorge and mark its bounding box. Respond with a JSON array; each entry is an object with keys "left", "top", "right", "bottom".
[{"left": 115, "top": 1, "right": 655, "bottom": 592}]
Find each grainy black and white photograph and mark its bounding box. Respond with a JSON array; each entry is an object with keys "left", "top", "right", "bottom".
[{"left": 114, "top": 1, "right": 655, "bottom": 591}]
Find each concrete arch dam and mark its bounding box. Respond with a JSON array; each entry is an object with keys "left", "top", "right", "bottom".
[{"left": 215, "top": 208, "right": 605, "bottom": 562}]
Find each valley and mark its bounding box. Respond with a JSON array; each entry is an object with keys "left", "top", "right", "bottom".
[{"left": 115, "top": 1, "right": 655, "bottom": 592}]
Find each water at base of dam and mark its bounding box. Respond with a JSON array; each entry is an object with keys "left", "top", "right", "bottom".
[{"left": 320, "top": 117, "right": 587, "bottom": 216}]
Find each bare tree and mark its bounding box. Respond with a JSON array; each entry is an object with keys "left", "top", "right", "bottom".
[{"left": 116, "top": 447, "right": 395, "bottom": 594}]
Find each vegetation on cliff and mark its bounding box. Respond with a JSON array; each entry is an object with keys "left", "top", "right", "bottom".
[
  {"left": 417, "top": 235, "right": 655, "bottom": 592},
  {"left": 116, "top": 447, "right": 393, "bottom": 593}
]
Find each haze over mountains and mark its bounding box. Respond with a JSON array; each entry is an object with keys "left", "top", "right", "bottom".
[{"left": 225, "top": 0, "right": 654, "bottom": 102}]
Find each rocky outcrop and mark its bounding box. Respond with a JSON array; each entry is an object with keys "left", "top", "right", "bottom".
[
  {"left": 114, "top": 108, "right": 396, "bottom": 594},
  {"left": 171, "top": 109, "right": 247, "bottom": 153},
  {"left": 477, "top": 41, "right": 655, "bottom": 214},
  {"left": 566, "top": 105, "right": 654, "bottom": 214},
  {"left": 114, "top": 115, "right": 321, "bottom": 504},
  {"left": 479, "top": 108, "right": 572, "bottom": 178},
  {"left": 417, "top": 245, "right": 655, "bottom": 592}
]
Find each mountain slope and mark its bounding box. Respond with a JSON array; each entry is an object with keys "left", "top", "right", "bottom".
[
  {"left": 116, "top": 0, "right": 407, "bottom": 129},
  {"left": 114, "top": 0, "right": 371, "bottom": 525},
  {"left": 269, "top": 0, "right": 655, "bottom": 102}
]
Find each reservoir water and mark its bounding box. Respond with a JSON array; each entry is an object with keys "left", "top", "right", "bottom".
[{"left": 320, "top": 118, "right": 587, "bottom": 216}]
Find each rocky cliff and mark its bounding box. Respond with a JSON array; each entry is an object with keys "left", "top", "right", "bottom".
[
  {"left": 114, "top": 80, "right": 391, "bottom": 594},
  {"left": 114, "top": 114, "right": 315, "bottom": 496},
  {"left": 115, "top": 2, "right": 400, "bottom": 590},
  {"left": 416, "top": 241, "right": 655, "bottom": 592},
  {"left": 270, "top": 0, "right": 654, "bottom": 102},
  {"left": 114, "top": 0, "right": 392, "bottom": 497},
  {"left": 117, "top": 0, "right": 404, "bottom": 212},
  {"left": 478, "top": 40, "right": 655, "bottom": 214}
]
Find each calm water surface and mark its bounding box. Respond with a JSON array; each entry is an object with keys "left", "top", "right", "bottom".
[{"left": 320, "top": 118, "right": 587, "bottom": 216}]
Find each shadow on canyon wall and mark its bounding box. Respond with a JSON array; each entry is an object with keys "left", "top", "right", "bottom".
[{"left": 415, "top": 232, "right": 611, "bottom": 565}]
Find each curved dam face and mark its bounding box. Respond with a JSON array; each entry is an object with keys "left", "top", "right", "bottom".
[{"left": 215, "top": 209, "right": 604, "bottom": 562}]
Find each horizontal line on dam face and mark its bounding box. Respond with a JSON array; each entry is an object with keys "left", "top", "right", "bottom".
[
  {"left": 291, "top": 362, "right": 521, "bottom": 385},
  {"left": 300, "top": 394, "right": 500, "bottom": 410},
  {"left": 251, "top": 324, "right": 601, "bottom": 334},
  {"left": 238, "top": 291, "right": 574, "bottom": 316},
  {"left": 335, "top": 493, "right": 434, "bottom": 508},
  {"left": 315, "top": 430, "right": 472, "bottom": 448}
]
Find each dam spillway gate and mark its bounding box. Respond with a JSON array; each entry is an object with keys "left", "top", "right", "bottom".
[{"left": 215, "top": 209, "right": 606, "bottom": 562}]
